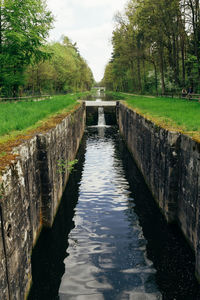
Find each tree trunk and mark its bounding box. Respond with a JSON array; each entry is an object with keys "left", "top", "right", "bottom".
[
  {"left": 0, "top": 4, "right": 2, "bottom": 54},
  {"left": 189, "top": 0, "right": 200, "bottom": 79},
  {"left": 172, "top": 33, "right": 180, "bottom": 85},
  {"left": 167, "top": 40, "right": 173, "bottom": 70},
  {"left": 181, "top": 38, "right": 185, "bottom": 86},
  {"left": 176, "top": 32, "right": 180, "bottom": 85},
  {"left": 180, "top": 1, "right": 186, "bottom": 86},
  {"left": 137, "top": 56, "right": 142, "bottom": 92},
  {"left": 0, "top": 4, "right": 2, "bottom": 92},
  {"left": 143, "top": 59, "right": 146, "bottom": 87},
  {"left": 12, "top": 66, "right": 18, "bottom": 97},
  {"left": 159, "top": 47, "right": 165, "bottom": 94},
  {"left": 152, "top": 59, "right": 158, "bottom": 95}
]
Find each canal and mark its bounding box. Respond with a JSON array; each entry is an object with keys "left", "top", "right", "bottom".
[{"left": 28, "top": 105, "right": 200, "bottom": 299}]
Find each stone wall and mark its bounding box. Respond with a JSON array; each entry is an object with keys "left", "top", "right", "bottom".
[
  {"left": 117, "top": 102, "right": 200, "bottom": 279},
  {"left": 0, "top": 103, "right": 85, "bottom": 299},
  {"left": 177, "top": 136, "right": 200, "bottom": 279},
  {"left": 86, "top": 106, "right": 116, "bottom": 126}
]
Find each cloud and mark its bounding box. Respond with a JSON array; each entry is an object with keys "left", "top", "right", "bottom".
[
  {"left": 71, "top": 0, "right": 127, "bottom": 9},
  {"left": 47, "top": 0, "right": 75, "bottom": 28},
  {"left": 63, "top": 23, "right": 113, "bottom": 81},
  {"left": 46, "top": 0, "right": 128, "bottom": 81}
]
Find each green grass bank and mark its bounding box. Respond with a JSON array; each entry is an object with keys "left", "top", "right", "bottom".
[
  {"left": 109, "top": 92, "right": 200, "bottom": 141},
  {"left": 0, "top": 93, "right": 87, "bottom": 141},
  {"left": 0, "top": 93, "right": 89, "bottom": 172}
]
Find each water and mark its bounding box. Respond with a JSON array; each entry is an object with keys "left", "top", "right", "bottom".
[
  {"left": 59, "top": 126, "right": 161, "bottom": 300},
  {"left": 81, "top": 89, "right": 115, "bottom": 101},
  {"left": 98, "top": 107, "right": 106, "bottom": 126},
  {"left": 29, "top": 127, "right": 200, "bottom": 299}
]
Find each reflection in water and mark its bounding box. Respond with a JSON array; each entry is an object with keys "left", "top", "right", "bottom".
[
  {"left": 59, "top": 127, "right": 161, "bottom": 299},
  {"left": 29, "top": 126, "right": 200, "bottom": 300},
  {"left": 81, "top": 89, "right": 114, "bottom": 101}
]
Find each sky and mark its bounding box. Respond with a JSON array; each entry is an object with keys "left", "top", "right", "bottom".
[{"left": 46, "top": 0, "right": 128, "bottom": 82}]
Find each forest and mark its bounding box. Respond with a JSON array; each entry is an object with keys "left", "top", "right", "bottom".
[
  {"left": 0, "top": 0, "right": 94, "bottom": 97},
  {"left": 103, "top": 0, "right": 200, "bottom": 95}
]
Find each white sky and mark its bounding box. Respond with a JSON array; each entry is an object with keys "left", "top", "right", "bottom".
[{"left": 46, "top": 0, "right": 128, "bottom": 82}]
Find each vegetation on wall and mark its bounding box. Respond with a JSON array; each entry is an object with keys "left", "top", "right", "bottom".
[{"left": 102, "top": 0, "right": 200, "bottom": 95}]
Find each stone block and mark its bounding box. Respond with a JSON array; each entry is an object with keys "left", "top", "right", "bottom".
[
  {"left": 0, "top": 103, "right": 86, "bottom": 299},
  {"left": 118, "top": 102, "right": 200, "bottom": 281}
]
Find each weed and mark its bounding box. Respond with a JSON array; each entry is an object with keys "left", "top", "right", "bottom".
[
  {"left": 57, "top": 159, "right": 78, "bottom": 174},
  {"left": 0, "top": 152, "right": 6, "bottom": 157},
  {"left": 0, "top": 183, "right": 4, "bottom": 201},
  {"left": 70, "top": 114, "right": 75, "bottom": 125},
  {"left": 67, "top": 159, "right": 78, "bottom": 173}
]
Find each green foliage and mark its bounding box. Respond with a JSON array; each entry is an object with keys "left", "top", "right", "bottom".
[
  {"left": 0, "top": 0, "right": 53, "bottom": 96},
  {"left": 24, "top": 37, "right": 94, "bottom": 94},
  {"left": 103, "top": 0, "right": 200, "bottom": 95},
  {"left": 0, "top": 2, "right": 93, "bottom": 96},
  {"left": 57, "top": 159, "right": 78, "bottom": 174},
  {"left": 105, "top": 91, "right": 126, "bottom": 100}
]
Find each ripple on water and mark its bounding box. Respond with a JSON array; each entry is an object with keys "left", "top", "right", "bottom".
[{"left": 59, "top": 127, "right": 162, "bottom": 299}]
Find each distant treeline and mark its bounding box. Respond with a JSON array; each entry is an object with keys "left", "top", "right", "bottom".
[
  {"left": 25, "top": 37, "right": 94, "bottom": 95},
  {"left": 0, "top": 0, "right": 94, "bottom": 97},
  {"left": 102, "top": 0, "right": 200, "bottom": 95}
]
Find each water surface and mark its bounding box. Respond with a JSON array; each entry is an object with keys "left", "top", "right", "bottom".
[
  {"left": 59, "top": 126, "right": 161, "bottom": 299},
  {"left": 29, "top": 126, "right": 200, "bottom": 300}
]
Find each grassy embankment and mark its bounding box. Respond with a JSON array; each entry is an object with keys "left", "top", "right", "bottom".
[
  {"left": 0, "top": 93, "right": 88, "bottom": 172},
  {"left": 108, "top": 92, "right": 200, "bottom": 142}
]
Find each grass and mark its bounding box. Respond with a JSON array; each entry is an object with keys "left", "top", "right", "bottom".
[
  {"left": 0, "top": 92, "right": 88, "bottom": 173},
  {"left": 0, "top": 93, "right": 85, "bottom": 141},
  {"left": 110, "top": 92, "right": 200, "bottom": 141}
]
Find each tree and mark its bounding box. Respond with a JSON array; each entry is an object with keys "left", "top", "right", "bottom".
[
  {"left": 24, "top": 37, "right": 94, "bottom": 94},
  {"left": 0, "top": 0, "right": 53, "bottom": 96},
  {"left": 184, "top": 0, "right": 200, "bottom": 81},
  {"left": 104, "top": 0, "right": 200, "bottom": 94}
]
